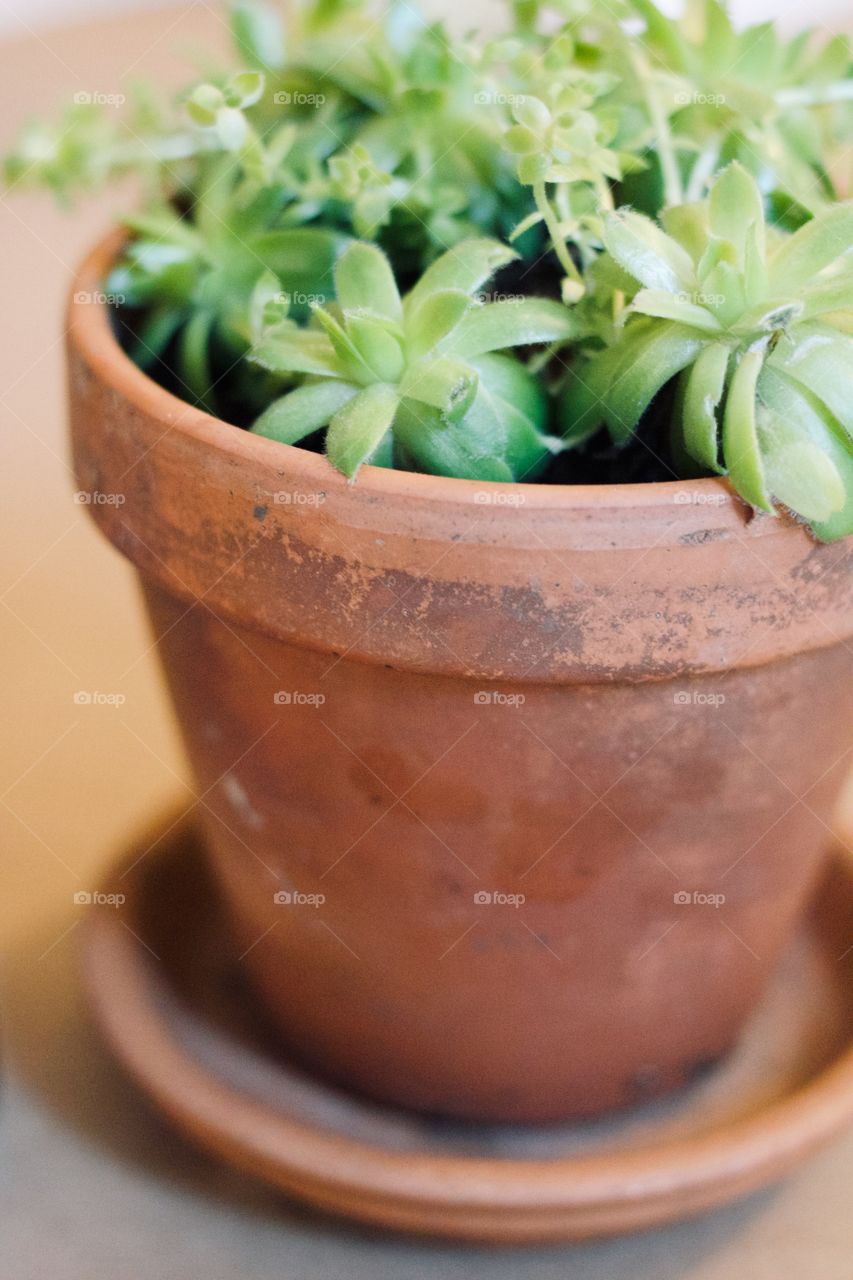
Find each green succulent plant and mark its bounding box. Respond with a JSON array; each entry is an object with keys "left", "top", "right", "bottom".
[
  {"left": 251, "top": 237, "right": 576, "bottom": 478},
  {"left": 562, "top": 163, "right": 853, "bottom": 539},
  {"left": 5, "top": 0, "right": 853, "bottom": 537},
  {"left": 629, "top": 0, "right": 853, "bottom": 216}
]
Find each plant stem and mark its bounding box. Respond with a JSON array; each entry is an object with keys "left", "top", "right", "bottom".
[
  {"left": 632, "top": 50, "right": 683, "bottom": 208},
  {"left": 533, "top": 178, "right": 583, "bottom": 287}
]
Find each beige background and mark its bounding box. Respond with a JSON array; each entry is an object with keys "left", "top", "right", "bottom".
[{"left": 0, "top": 5, "right": 852, "bottom": 1277}]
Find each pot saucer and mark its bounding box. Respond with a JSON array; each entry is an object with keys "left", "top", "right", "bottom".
[{"left": 83, "top": 815, "right": 853, "bottom": 1244}]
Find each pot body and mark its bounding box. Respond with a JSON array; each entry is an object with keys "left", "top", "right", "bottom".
[{"left": 69, "top": 236, "right": 853, "bottom": 1122}]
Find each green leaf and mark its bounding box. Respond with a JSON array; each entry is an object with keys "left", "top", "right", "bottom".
[
  {"left": 768, "top": 203, "right": 853, "bottom": 295},
  {"left": 472, "top": 355, "right": 556, "bottom": 480},
  {"left": 399, "top": 355, "right": 478, "bottom": 421},
  {"left": 404, "top": 239, "right": 518, "bottom": 313},
  {"left": 800, "top": 273, "right": 853, "bottom": 319},
  {"left": 758, "top": 365, "right": 853, "bottom": 540},
  {"left": 335, "top": 241, "right": 402, "bottom": 322},
  {"left": 326, "top": 383, "right": 399, "bottom": 479},
  {"left": 562, "top": 321, "right": 705, "bottom": 444},
  {"left": 447, "top": 297, "right": 578, "bottom": 359},
  {"left": 251, "top": 229, "right": 345, "bottom": 300},
  {"left": 251, "top": 324, "right": 339, "bottom": 377},
  {"left": 346, "top": 314, "right": 406, "bottom": 382},
  {"left": 252, "top": 380, "right": 358, "bottom": 444},
  {"left": 768, "top": 326, "right": 853, "bottom": 436},
  {"left": 311, "top": 307, "right": 376, "bottom": 383},
  {"left": 627, "top": 289, "right": 723, "bottom": 333},
  {"left": 393, "top": 397, "right": 515, "bottom": 483},
  {"left": 762, "top": 434, "right": 845, "bottom": 523},
  {"left": 722, "top": 347, "right": 774, "bottom": 512},
  {"left": 186, "top": 85, "right": 224, "bottom": 127},
  {"left": 179, "top": 309, "right": 215, "bottom": 411},
  {"left": 681, "top": 341, "right": 730, "bottom": 472},
  {"left": 230, "top": 0, "right": 285, "bottom": 69},
  {"left": 709, "top": 162, "right": 765, "bottom": 261},
  {"left": 228, "top": 71, "right": 265, "bottom": 109},
  {"left": 406, "top": 289, "right": 473, "bottom": 359},
  {"left": 603, "top": 210, "right": 695, "bottom": 294}
]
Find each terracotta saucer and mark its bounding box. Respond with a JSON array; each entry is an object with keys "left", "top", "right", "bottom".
[{"left": 83, "top": 816, "right": 853, "bottom": 1244}]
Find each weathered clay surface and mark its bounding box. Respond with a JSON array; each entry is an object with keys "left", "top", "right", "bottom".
[{"left": 69, "top": 234, "right": 853, "bottom": 1121}]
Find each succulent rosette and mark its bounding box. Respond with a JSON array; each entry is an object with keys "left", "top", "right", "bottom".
[
  {"left": 250, "top": 238, "right": 576, "bottom": 478},
  {"left": 562, "top": 164, "right": 853, "bottom": 539}
]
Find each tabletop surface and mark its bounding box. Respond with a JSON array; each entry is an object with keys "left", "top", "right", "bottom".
[{"left": 0, "top": 4, "right": 852, "bottom": 1277}]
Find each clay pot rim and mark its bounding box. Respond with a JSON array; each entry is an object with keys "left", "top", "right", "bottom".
[{"left": 70, "top": 229, "right": 743, "bottom": 518}]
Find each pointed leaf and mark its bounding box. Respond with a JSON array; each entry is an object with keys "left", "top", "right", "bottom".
[
  {"left": 399, "top": 356, "right": 478, "bottom": 421},
  {"left": 448, "top": 298, "right": 579, "bottom": 359},
  {"left": 231, "top": 0, "right": 285, "bottom": 69},
  {"left": 563, "top": 321, "right": 705, "bottom": 444},
  {"left": 628, "top": 289, "right": 723, "bottom": 333},
  {"left": 251, "top": 324, "right": 339, "bottom": 378},
  {"left": 346, "top": 314, "right": 406, "bottom": 382},
  {"left": 768, "top": 325, "right": 853, "bottom": 435},
  {"left": 681, "top": 341, "right": 730, "bottom": 472},
  {"left": 603, "top": 209, "right": 695, "bottom": 293},
  {"left": 722, "top": 348, "right": 774, "bottom": 512},
  {"left": 709, "top": 162, "right": 765, "bottom": 260},
  {"left": 406, "top": 289, "right": 473, "bottom": 359},
  {"left": 769, "top": 203, "right": 853, "bottom": 294},
  {"left": 404, "top": 239, "right": 518, "bottom": 313},
  {"left": 252, "top": 380, "right": 358, "bottom": 444},
  {"left": 335, "top": 241, "right": 402, "bottom": 322},
  {"left": 759, "top": 365, "right": 853, "bottom": 540},
  {"left": 326, "top": 383, "right": 399, "bottom": 479}
]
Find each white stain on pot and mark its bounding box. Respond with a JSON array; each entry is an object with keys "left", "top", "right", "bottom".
[{"left": 221, "top": 772, "right": 265, "bottom": 829}]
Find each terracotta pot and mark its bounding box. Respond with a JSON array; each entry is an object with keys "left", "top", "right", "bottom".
[{"left": 68, "top": 233, "right": 853, "bottom": 1123}]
